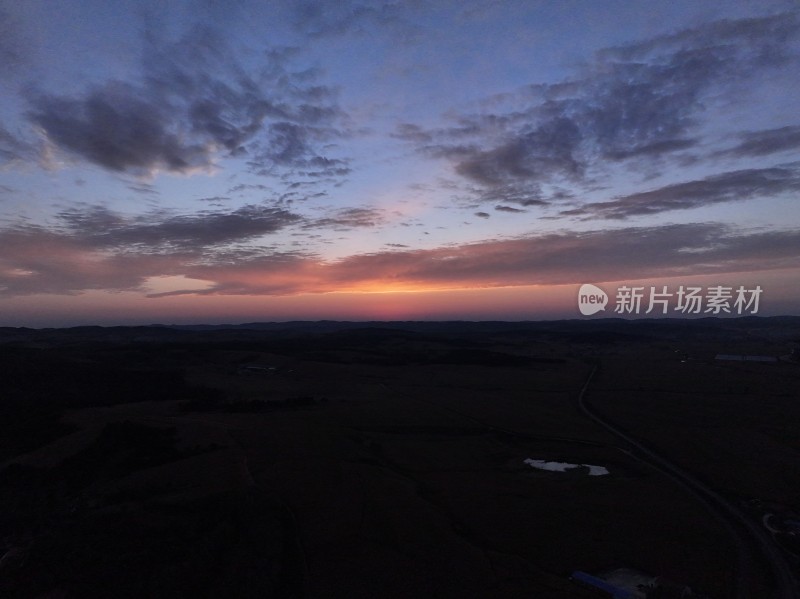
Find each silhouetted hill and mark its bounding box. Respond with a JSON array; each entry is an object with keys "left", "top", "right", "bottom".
[{"left": 3, "top": 316, "right": 799, "bottom": 346}]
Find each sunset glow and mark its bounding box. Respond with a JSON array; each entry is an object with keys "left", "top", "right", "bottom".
[{"left": 1, "top": 1, "right": 799, "bottom": 326}]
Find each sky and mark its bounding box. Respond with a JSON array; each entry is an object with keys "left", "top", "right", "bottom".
[{"left": 1, "top": 0, "right": 799, "bottom": 326}]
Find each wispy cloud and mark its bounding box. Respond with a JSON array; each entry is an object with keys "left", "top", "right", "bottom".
[
  {"left": 715, "top": 126, "right": 800, "bottom": 159},
  {"left": 24, "top": 26, "right": 347, "bottom": 178},
  {"left": 562, "top": 165, "right": 800, "bottom": 219},
  {"left": 396, "top": 11, "right": 800, "bottom": 208},
  {"left": 305, "top": 207, "right": 385, "bottom": 230},
  {"left": 495, "top": 205, "right": 526, "bottom": 213},
  {"left": 53, "top": 204, "right": 303, "bottom": 252},
  {"left": 0, "top": 6, "right": 28, "bottom": 77},
  {"left": 290, "top": 1, "right": 414, "bottom": 39},
  {"left": 0, "top": 227, "right": 183, "bottom": 295},
  {"left": 150, "top": 224, "right": 800, "bottom": 296},
  {"left": 3, "top": 219, "right": 798, "bottom": 297},
  {"left": 0, "top": 4, "right": 798, "bottom": 318},
  {"left": 0, "top": 123, "right": 36, "bottom": 167}
]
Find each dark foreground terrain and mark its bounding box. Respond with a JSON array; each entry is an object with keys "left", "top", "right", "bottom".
[{"left": 1, "top": 317, "right": 799, "bottom": 598}]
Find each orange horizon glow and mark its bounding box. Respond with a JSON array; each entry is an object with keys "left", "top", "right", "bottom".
[{"left": 2, "top": 267, "right": 799, "bottom": 327}]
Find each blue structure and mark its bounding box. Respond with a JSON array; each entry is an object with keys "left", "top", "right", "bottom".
[{"left": 570, "top": 571, "right": 636, "bottom": 599}]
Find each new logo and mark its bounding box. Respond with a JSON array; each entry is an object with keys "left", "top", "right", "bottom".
[{"left": 578, "top": 284, "right": 608, "bottom": 316}]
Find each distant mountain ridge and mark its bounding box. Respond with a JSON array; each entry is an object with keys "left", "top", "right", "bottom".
[{"left": 1, "top": 315, "right": 799, "bottom": 347}]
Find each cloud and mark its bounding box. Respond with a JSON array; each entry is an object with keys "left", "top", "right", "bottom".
[
  {"left": 291, "top": 1, "right": 413, "bottom": 39},
  {"left": 0, "top": 123, "right": 36, "bottom": 167},
  {"left": 127, "top": 182, "right": 160, "bottom": 195},
  {"left": 397, "top": 11, "right": 800, "bottom": 206},
  {"left": 0, "top": 198, "right": 388, "bottom": 296},
  {"left": 28, "top": 83, "right": 213, "bottom": 175},
  {"left": 0, "top": 201, "right": 311, "bottom": 295},
  {"left": 461, "top": 182, "right": 552, "bottom": 209},
  {"left": 3, "top": 216, "right": 799, "bottom": 297},
  {"left": 474, "top": 212, "right": 490, "bottom": 219},
  {"left": 597, "top": 12, "right": 800, "bottom": 63},
  {"left": 564, "top": 165, "right": 800, "bottom": 219},
  {"left": 715, "top": 126, "right": 800, "bottom": 158},
  {"left": 392, "top": 123, "right": 434, "bottom": 144},
  {"left": 494, "top": 205, "right": 526, "bottom": 213},
  {"left": 151, "top": 223, "right": 800, "bottom": 297},
  {"left": 0, "top": 227, "right": 181, "bottom": 295},
  {"left": 228, "top": 183, "right": 269, "bottom": 194},
  {"left": 452, "top": 117, "right": 583, "bottom": 186},
  {"left": 247, "top": 124, "right": 351, "bottom": 177},
  {"left": 604, "top": 138, "right": 697, "bottom": 161},
  {"left": 54, "top": 204, "right": 303, "bottom": 253},
  {"left": 0, "top": 6, "right": 29, "bottom": 77},
  {"left": 24, "top": 26, "right": 346, "bottom": 177},
  {"left": 306, "top": 207, "right": 384, "bottom": 230}
]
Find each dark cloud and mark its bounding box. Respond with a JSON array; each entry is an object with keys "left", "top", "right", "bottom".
[
  {"left": 29, "top": 83, "right": 211, "bottom": 174},
  {"left": 248, "top": 124, "right": 351, "bottom": 177},
  {"left": 4, "top": 215, "right": 798, "bottom": 297},
  {"left": 55, "top": 204, "right": 303, "bottom": 252},
  {"left": 127, "top": 182, "right": 160, "bottom": 195},
  {"left": 398, "top": 11, "right": 800, "bottom": 207},
  {"left": 258, "top": 122, "right": 312, "bottom": 166},
  {"left": 715, "top": 126, "right": 800, "bottom": 158},
  {"left": 25, "top": 26, "right": 346, "bottom": 177},
  {"left": 306, "top": 207, "right": 384, "bottom": 230},
  {"left": 0, "top": 123, "right": 35, "bottom": 166},
  {"left": 494, "top": 205, "right": 526, "bottom": 213},
  {"left": 146, "top": 223, "right": 800, "bottom": 297},
  {"left": 452, "top": 117, "right": 583, "bottom": 186},
  {"left": 0, "top": 7, "right": 28, "bottom": 77},
  {"left": 228, "top": 183, "right": 269, "bottom": 194},
  {"left": 565, "top": 165, "right": 800, "bottom": 220},
  {"left": 1, "top": 202, "right": 385, "bottom": 280},
  {"left": 0, "top": 200, "right": 318, "bottom": 295},
  {"left": 291, "top": 1, "right": 411, "bottom": 38},
  {"left": 474, "top": 212, "right": 490, "bottom": 219},
  {"left": 598, "top": 12, "right": 800, "bottom": 63},
  {"left": 0, "top": 226, "right": 180, "bottom": 295},
  {"left": 454, "top": 182, "right": 552, "bottom": 209},
  {"left": 604, "top": 138, "right": 698, "bottom": 160},
  {"left": 392, "top": 123, "right": 433, "bottom": 144}
]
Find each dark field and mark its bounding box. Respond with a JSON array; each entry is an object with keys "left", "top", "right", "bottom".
[{"left": 1, "top": 318, "right": 798, "bottom": 598}]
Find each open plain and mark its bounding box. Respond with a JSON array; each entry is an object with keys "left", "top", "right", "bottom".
[{"left": 1, "top": 318, "right": 798, "bottom": 598}]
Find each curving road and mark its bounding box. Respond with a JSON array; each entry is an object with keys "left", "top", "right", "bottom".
[{"left": 577, "top": 364, "right": 798, "bottom": 599}]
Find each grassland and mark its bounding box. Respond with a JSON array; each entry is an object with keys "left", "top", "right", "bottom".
[{"left": 0, "top": 318, "right": 798, "bottom": 597}]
